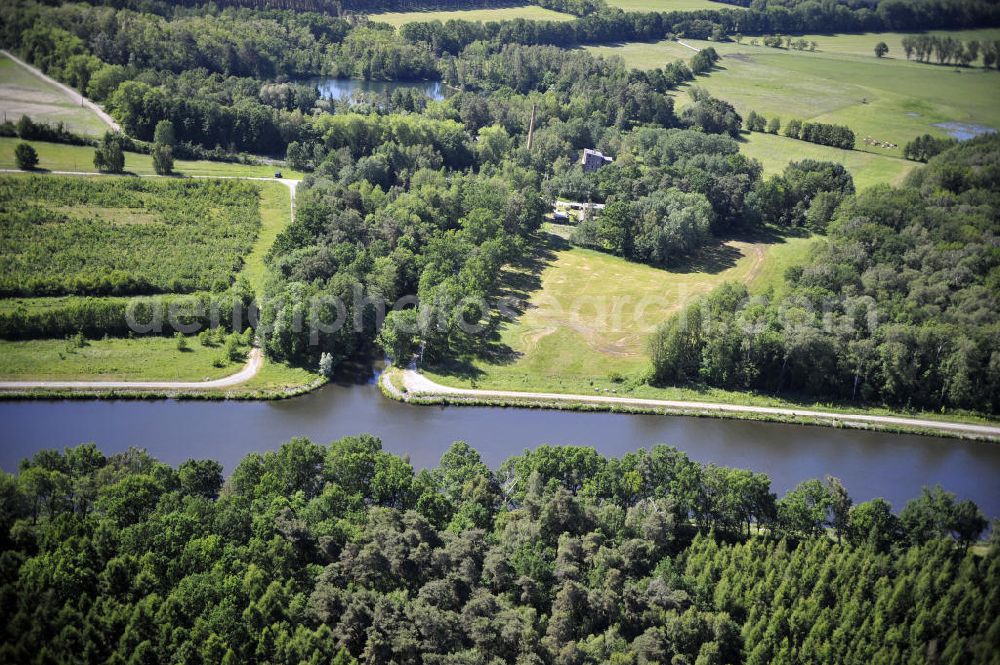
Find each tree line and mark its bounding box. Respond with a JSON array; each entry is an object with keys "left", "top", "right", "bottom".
[
  {"left": 648, "top": 135, "right": 1000, "bottom": 414},
  {"left": 398, "top": 0, "right": 1000, "bottom": 55},
  {"left": 0, "top": 438, "right": 993, "bottom": 664},
  {"left": 901, "top": 34, "right": 1000, "bottom": 68}
]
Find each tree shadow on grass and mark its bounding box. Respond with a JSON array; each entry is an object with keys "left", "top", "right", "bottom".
[{"left": 426, "top": 229, "right": 565, "bottom": 377}]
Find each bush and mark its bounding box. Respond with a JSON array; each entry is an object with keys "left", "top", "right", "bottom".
[
  {"left": 14, "top": 143, "right": 38, "bottom": 170},
  {"left": 151, "top": 144, "right": 173, "bottom": 175}
]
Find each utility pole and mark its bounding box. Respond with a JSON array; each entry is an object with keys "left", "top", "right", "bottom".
[{"left": 526, "top": 103, "right": 536, "bottom": 152}]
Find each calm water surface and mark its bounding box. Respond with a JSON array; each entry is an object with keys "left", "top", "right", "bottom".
[
  {"left": 306, "top": 77, "right": 445, "bottom": 101},
  {"left": 2, "top": 378, "right": 998, "bottom": 515}
]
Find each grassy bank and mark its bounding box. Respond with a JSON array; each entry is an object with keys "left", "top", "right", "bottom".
[
  {"left": 0, "top": 53, "right": 108, "bottom": 136},
  {"left": 0, "top": 137, "right": 305, "bottom": 179},
  {"left": 382, "top": 369, "right": 998, "bottom": 441}
]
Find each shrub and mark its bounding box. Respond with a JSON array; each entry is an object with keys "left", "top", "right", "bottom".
[{"left": 14, "top": 143, "right": 38, "bottom": 170}]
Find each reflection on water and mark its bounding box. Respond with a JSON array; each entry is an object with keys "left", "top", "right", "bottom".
[
  {"left": 932, "top": 121, "right": 997, "bottom": 140},
  {"left": 2, "top": 379, "right": 999, "bottom": 516},
  {"left": 304, "top": 77, "right": 445, "bottom": 102}
]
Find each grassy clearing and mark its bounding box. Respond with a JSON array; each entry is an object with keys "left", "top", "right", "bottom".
[
  {"left": 739, "top": 132, "right": 918, "bottom": 190},
  {"left": 428, "top": 226, "right": 816, "bottom": 388},
  {"left": 239, "top": 181, "right": 291, "bottom": 296},
  {"left": 0, "top": 336, "right": 246, "bottom": 381},
  {"left": 0, "top": 137, "right": 305, "bottom": 179},
  {"left": 0, "top": 54, "right": 108, "bottom": 137},
  {"left": 587, "top": 34, "right": 1000, "bottom": 156},
  {"left": 370, "top": 5, "right": 573, "bottom": 27},
  {"left": 605, "top": 0, "right": 734, "bottom": 11}
]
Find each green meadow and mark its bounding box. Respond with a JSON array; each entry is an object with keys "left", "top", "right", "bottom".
[
  {"left": 0, "top": 336, "right": 245, "bottom": 381},
  {"left": 586, "top": 33, "right": 1000, "bottom": 158},
  {"left": 427, "top": 226, "right": 817, "bottom": 391},
  {"left": 369, "top": 4, "right": 573, "bottom": 27},
  {"left": 0, "top": 53, "right": 109, "bottom": 137},
  {"left": 792, "top": 28, "right": 1000, "bottom": 65},
  {"left": 739, "top": 132, "right": 918, "bottom": 190},
  {"left": 605, "top": 0, "right": 735, "bottom": 12}
]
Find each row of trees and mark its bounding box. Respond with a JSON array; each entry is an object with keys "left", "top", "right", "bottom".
[
  {"left": 903, "top": 132, "right": 958, "bottom": 161},
  {"left": 648, "top": 135, "right": 1000, "bottom": 413},
  {"left": 901, "top": 34, "right": 1000, "bottom": 67},
  {"left": 745, "top": 111, "right": 856, "bottom": 151},
  {"left": 785, "top": 119, "right": 856, "bottom": 149},
  {"left": 0, "top": 438, "right": 993, "bottom": 664}
]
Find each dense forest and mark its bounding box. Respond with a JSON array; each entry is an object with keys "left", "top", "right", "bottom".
[
  {"left": 4, "top": 0, "right": 1000, "bottom": 156},
  {"left": 0, "top": 439, "right": 994, "bottom": 664},
  {"left": 648, "top": 135, "right": 1000, "bottom": 414}
]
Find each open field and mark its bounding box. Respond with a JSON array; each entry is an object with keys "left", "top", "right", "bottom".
[
  {"left": 739, "top": 132, "right": 918, "bottom": 190},
  {"left": 791, "top": 29, "right": 1000, "bottom": 65},
  {"left": 0, "top": 336, "right": 247, "bottom": 381},
  {"left": 0, "top": 137, "right": 305, "bottom": 179},
  {"left": 586, "top": 33, "right": 1000, "bottom": 156},
  {"left": 0, "top": 53, "right": 108, "bottom": 137},
  {"left": 606, "top": 0, "right": 734, "bottom": 11},
  {"left": 0, "top": 175, "right": 260, "bottom": 296},
  {"left": 369, "top": 4, "right": 573, "bottom": 27},
  {"left": 428, "top": 225, "right": 816, "bottom": 389}
]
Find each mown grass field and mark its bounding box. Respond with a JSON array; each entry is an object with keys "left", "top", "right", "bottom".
[
  {"left": 605, "top": 0, "right": 734, "bottom": 12},
  {"left": 0, "top": 336, "right": 246, "bottom": 381},
  {"left": 428, "top": 225, "right": 816, "bottom": 390},
  {"left": 370, "top": 4, "right": 573, "bottom": 27},
  {"left": 0, "top": 137, "right": 305, "bottom": 179},
  {"left": 586, "top": 32, "right": 1000, "bottom": 157},
  {"left": 739, "top": 132, "right": 918, "bottom": 190},
  {"left": 0, "top": 54, "right": 109, "bottom": 137}
]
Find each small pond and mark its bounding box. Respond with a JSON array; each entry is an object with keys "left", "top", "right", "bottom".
[
  {"left": 305, "top": 77, "right": 445, "bottom": 102},
  {"left": 932, "top": 121, "right": 997, "bottom": 140}
]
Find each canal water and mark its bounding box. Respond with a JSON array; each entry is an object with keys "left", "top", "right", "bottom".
[{"left": 2, "top": 377, "right": 998, "bottom": 516}]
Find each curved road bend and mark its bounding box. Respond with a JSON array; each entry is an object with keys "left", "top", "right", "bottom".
[
  {"left": 391, "top": 369, "right": 1000, "bottom": 440},
  {"left": 0, "top": 349, "right": 262, "bottom": 391},
  {"left": 0, "top": 171, "right": 300, "bottom": 391}
]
